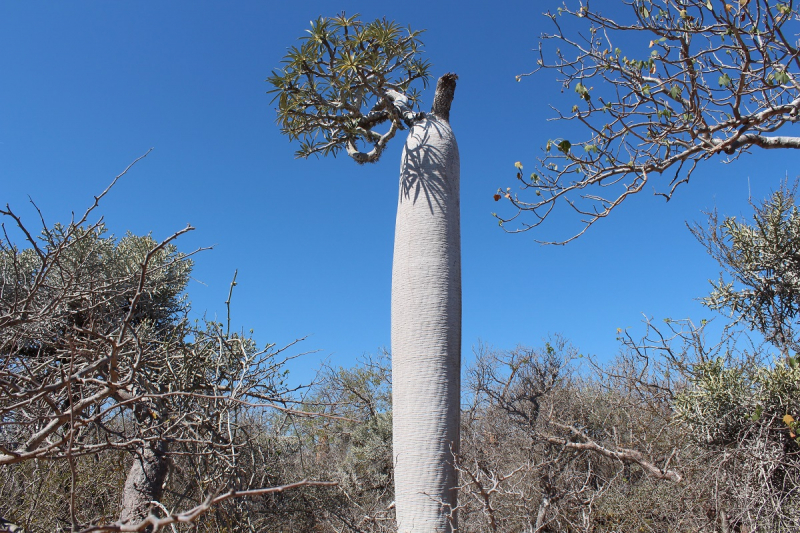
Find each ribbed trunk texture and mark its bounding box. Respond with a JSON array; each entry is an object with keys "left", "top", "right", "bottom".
[
  {"left": 391, "top": 74, "right": 460, "bottom": 532},
  {"left": 118, "top": 440, "right": 168, "bottom": 530}
]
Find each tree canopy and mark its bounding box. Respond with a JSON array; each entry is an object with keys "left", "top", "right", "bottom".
[
  {"left": 692, "top": 184, "right": 800, "bottom": 354},
  {"left": 267, "top": 13, "right": 431, "bottom": 163}
]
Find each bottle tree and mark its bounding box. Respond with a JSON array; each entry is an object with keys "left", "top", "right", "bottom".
[{"left": 269, "top": 14, "right": 461, "bottom": 531}]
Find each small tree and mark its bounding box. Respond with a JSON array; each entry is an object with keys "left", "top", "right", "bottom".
[
  {"left": 0, "top": 165, "right": 330, "bottom": 532},
  {"left": 496, "top": 0, "right": 800, "bottom": 243},
  {"left": 285, "top": 353, "right": 395, "bottom": 533},
  {"left": 270, "top": 14, "right": 462, "bottom": 531},
  {"left": 691, "top": 184, "right": 800, "bottom": 355}
]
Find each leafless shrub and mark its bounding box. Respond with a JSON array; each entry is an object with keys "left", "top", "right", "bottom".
[{"left": 0, "top": 159, "right": 331, "bottom": 532}]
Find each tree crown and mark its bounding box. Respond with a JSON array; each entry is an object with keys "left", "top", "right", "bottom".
[
  {"left": 267, "top": 13, "right": 431, "bottom": 163},
  {"left": 692, "top": 183, "right": 800, "bottom": 353}
]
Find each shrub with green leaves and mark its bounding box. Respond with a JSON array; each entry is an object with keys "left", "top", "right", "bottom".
[
  {"left": 673, "top": 352, "right": 800, "bottom": 529},
  {"left": 692, "top": 185, "right": 800, "bottom": 354}
]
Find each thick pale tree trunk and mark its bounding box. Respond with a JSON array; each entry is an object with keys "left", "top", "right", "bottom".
[
  {"left": 391, "top": 74, "right": 460, "bottom": 532},
  {"left": 118, "top": 440, "right": 168, "bottom": 530}
]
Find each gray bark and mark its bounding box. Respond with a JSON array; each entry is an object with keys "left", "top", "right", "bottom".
[
  {"left": 391, "top": 74, "right": 460, "bottom": 532},
  {"left": 534, "top": 494, "right": 550, "bottom": 532},
  {"left": 118, "top": 440, "right": 168, "bottom": 530},
  {"left": 715, "top": 133, "right": 800, "bottom": 152},
  {"left": 0, "top": 517, "right": 23, "bottom": 532}
]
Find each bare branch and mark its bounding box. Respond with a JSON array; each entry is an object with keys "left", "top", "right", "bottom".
[
  {"left": 495, "top": 1, "right": 800, "bottom": 243},
  {"left": 79, "top": 480, "right": 338, "bottom": 532},
  {"left": 541, "top": 421, "right": 682, "bottom": 482}
]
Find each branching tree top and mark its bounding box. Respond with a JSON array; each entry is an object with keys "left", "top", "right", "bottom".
[
  {"left": 497, "top": 0, "right": 800, "bottom": 243},
  {"left": 692, "top": 183, "right": 800, "bottom": 354},
  {"left": 267, "top": 13, "right": 431, "bottom": 163}
]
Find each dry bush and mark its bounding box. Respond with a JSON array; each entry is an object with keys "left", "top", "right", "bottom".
[{"left": 0, "top": 171, "right": 326, "bottom": 532}]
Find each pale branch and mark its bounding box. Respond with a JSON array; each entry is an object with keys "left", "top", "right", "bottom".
[
  {"left": 495, "top": 0, "right": 800, "bottom": 243},
  {"left": 720, "top": 133, "right": 800, "bottom": 151},
  {"left": 345, "top": 117, "right": 400, "bottom": 164},
  {"left": 543, "top": 421, "right": 682, "bottom": 483},
  {"left": 79, "top": 480, "right": 339, "bottom": 532}
]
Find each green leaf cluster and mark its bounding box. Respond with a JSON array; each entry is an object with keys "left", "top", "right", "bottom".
[
  {"left": 675, "top": 355, "right": 800, "bottom": 449},
  {"left": 693, "top": 186, "right": 800, "bottom": 351},
  {"left": 0, "top": 223, "right": 192, "bottom": 335},
  {"left": 266, "top": 13, "right": 431, "bottom": 160}
]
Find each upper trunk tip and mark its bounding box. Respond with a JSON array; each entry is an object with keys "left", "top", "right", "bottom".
[{"left": 430, "top": 73, "right": 458, "bottom": 122}]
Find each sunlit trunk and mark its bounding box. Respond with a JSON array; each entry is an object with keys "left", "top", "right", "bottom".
[{"left": 391, "top": 74, "right": 460, "bottom": 532}]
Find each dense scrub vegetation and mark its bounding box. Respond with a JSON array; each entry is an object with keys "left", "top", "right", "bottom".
[{"left": 2, "top": 186, "right": 799, "bottom": 532}]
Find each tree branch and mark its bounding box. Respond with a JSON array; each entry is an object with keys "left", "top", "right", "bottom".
[
  {"left": 79, "top": 480, "right": 338, "bottom": 532},
  {"left": 543, "top": 421, "right": 682, "bottom": 482}
]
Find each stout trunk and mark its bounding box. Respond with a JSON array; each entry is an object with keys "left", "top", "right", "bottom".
[
  {"left": 119, "top": 440, "right": 168, "bottom": 529},
  {"left": 391, "top": 74, "right": 460, "bottom": 532}
]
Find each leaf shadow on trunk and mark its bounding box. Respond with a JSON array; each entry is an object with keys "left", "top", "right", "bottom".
[{"left": 399, "top": 119, "right": 451, "bottom": 215}]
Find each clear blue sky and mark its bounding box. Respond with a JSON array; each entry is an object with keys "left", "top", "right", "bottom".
[{"left": 2, "top": 1, "right": 795, "bottom": 383}]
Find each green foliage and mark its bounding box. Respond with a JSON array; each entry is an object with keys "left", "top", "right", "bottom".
[
  {"left": 275, "top": 354, "right": 395, "bottom": 531},
  {"left": 306, "top": 357, "right": 393, "bottom": 493},
  {"left": 0, "top": 223, "right": 191, "bottom": 332},
  {"left": 267, "top": 13, "right": 430, "bottom": 161},
  {"left": 673, "top": 357, "right": 754, "bottom": 445},
  {"left": 692, "top": 185, "right": 800, "bottom": 352},
  {"left": 674, "top": 352, "right": 800, "bottom": 455},
  {"left": 574, "top": 81, "right": 590, "bottom": 101},
  {"left": 339, "top": 411, "right": 392, "bottom": 493}
]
